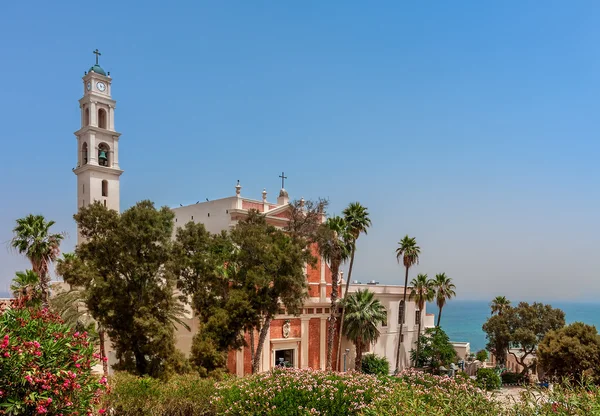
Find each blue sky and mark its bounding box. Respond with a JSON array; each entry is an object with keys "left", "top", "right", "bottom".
[{"left": 1, "top": 1, "right": 598, "bottom": 300}]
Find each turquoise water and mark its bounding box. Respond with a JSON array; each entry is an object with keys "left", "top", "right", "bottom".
[{"left": 432, "top": 300, "right": 600, "bottom": 352}]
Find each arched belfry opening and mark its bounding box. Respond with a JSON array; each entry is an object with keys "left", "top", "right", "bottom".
[
  {"left": 98, "top": 108, "right": 107, "bottom": 129},
  {"left": 81, "top": 142, "right": 88, "bottom": 165},
  {"left": 98, "top": 143, "right": 110, "bottom": 167},
  {"left": 101, "top": 180, "right": 108, "bottom": 197},
  {"left": 84, "top": 107, "right": 90, "bottom": 126}
]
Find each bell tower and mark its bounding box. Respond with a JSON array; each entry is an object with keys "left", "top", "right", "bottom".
[{"left": 73, "top": 49, "right": 123, "bottom": 244}]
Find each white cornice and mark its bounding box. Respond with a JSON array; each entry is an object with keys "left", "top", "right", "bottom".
[
  {"left": 74, "top": 125, "right": 121, "bottom": 139},
  {"left": 73, "top": 163, "right": 124, "bottom": 176}
]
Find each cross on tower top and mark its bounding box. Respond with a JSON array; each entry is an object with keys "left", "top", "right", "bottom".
[
  {"left": 93, "top": 49, "right": 101, "bottom": 65},
  {"left": 279, "top": 172, "right": 288, "bottom": 189}
]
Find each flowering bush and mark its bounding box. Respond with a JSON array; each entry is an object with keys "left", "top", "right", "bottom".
[
  {"left": 362, "top": 369, "right": 503, "bottom": 415},
  {"left": 0, "top": 301, "right": 107, "bottom": 415},
  {"left": 211, "top": 368, "right": 391, "bottom": 415},
  {"left": 508, "top": 379, "right": 600, "bottom": 415}
]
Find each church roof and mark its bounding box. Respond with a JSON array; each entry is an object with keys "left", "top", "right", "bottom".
[{"left": 89, "top": 64, "right": 106, "bottom": 76}]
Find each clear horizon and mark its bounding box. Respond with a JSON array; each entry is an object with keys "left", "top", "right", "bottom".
[{"left": 1, "top": 1, "right": 599, "bottom": 300}]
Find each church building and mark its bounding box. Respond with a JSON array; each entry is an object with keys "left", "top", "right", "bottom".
[{"left": 71, "top": 53, "right": 430, "bottom": 375}]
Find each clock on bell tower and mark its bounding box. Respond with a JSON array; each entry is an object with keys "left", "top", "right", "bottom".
[{"left": 73, "top": 49, "right": 123, "bottom": 244}]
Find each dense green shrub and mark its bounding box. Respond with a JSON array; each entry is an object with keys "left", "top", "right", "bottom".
[
  {"left": 212, "top": 368, "right": 389, "bottom": 415},
  {"left": 508, "top": 379, "right": 600, "bottom": 415},
  {"left": 476, "top": 349, "right": 488, "bottom": 362},
  {"left": 363, "top": 369, "right": 502, "bottom": 416},
  {"left": 475, "top": 368, "right": 501, "bottom": 390},
  {"left": 102, "top": 372, "right": 216, "bottom": 416},
  {"left": 361, "top": 353, "right": 390, "bottom": 376},
  {"left": 501, "top": 371, "right": 525, "bottom": 385},
  {"left": 0, "top": 302, "right": 107, "bottom": 415}
]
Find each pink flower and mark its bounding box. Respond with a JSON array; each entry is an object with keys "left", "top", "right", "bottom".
[
  {"left": 3, "top": 352, "right": 9, "bottom": 357},
  {"left": 99, "top": 409, "right": 106, "bottom": 414}
]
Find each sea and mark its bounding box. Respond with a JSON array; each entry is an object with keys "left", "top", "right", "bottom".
[{"left": 432, "top": 300, "right": 600, "bottom": 352}]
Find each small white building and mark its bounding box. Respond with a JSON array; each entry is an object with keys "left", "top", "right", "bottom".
[{"left": 341, "top": 283, "right": 435, "bottom": 371}]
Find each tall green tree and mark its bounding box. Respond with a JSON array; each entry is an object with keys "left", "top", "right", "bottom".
[
  {"left": 394, "top": 235, "right": 421, "bottom": 373},
  {"left": 231, "top": 211, "right": 315, "bottom": 373},
  {"left": 317, "top": 216, "right": 351, "bottom": 371},
  {"left": 340, "top": 289, "right": 386, "bottom": 371},
  {"left": 431, "top": 273, "right": 456, "bottom": 327},
  {"left": 11, "top": 214, "right": 64, "bottom": 306},
  {"left": 336, "top": 202, "right": 371, "bottom": 371},
  {"left": 72, "top": 200, "right": 184, "bottom": 377},
  {"left": 490, "top": 296, "right": 511, "bottom": 316},
  {"left": 410, "top": 273, "right": 435, "bottom": 367},
  {"left": 481, "top": 313, "right": 511, "bottom": 367}
]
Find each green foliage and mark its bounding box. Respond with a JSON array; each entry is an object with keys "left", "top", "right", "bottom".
[
  {"left": 213, "top": 368, "right": 388, "bottom": 415},
  {"left": 475, "top": 368, "right": 501, "bottom": 391},
  {"left": 501, "top": 371, "right": 525, "bottom": 385},
  {"left": 482, "top": 301, "right": 565, "bottom": 371},
  {"left": 10, "top": 270, "right": 42, "bottom": 307},
  {"left": 490, "top": 296, "right": 511, "bottom": 316},
  {"left": 475, "top": 349, "right": 488, "bottom": 362},
  {"left": 11, "top": 214, "right": 64, "bottom": 305},
  {"left": 72, "top": 200, "right": 183, "bottom": 378},
  {"left": 410, "top": 327, "right": 457, "bottom": 371},
  {"left": 340, "top": 289, "right": 387, "bottom": 370},
  {"left": 102, "top": 372, "right": 216, "bottom": 416},
  {"left": 431, "top": 272, "right": 456, "bottom": 327},
  {"left": 0, "top": 302, "right": 106, "bottom": 415},
  {"left": 361, "top": 353, "right": 390, "bottom": 376},
  {"left": 410, "top": 273, "right": 435, "bottom": 366},
  {"left": 538, "top": 322, "right": 600, "bottom": 382},
  {"left": 364, "top": 369, "right": 503, "bottom": 416}
]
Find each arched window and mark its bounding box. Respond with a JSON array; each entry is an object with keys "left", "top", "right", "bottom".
[
  {"left": 98, "top": 108, "right": 107, "bottom": 129},
  {"left": 398, "top": 300, "right": 405, "bottom": 325},
  {"left": 98, "top": 143, "right": 110, "bottom": 167},
  {"left": 84, "top": 108, "right": 90, "bottom": 126},
  {"left": 81, "top": 142, "right": 88, "bottom": 165},
  {"left": 102, "top": 180, "right": 108, "bottom": 197}
]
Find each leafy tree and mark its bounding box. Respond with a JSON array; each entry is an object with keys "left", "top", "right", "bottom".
[
  {"left": 482, "top": 313, "right": 510, "bottom": 367},
  {"left": 476, "top": 368, "right": 501, "bottom": 390},
  {"left": 482, "top": 301, "right": 565, "bottom": 373},
  {"left": 538, "top": 322, "right": 600, "bottom": 382},
  {"left": 361, "top": 353, "right": 390, "bottom": 376},
  {"left": 410, "top": 274, "right": 435, "bottom": 366},
  {"left": 490, "top": 296, "right": 511, "bottom": 316},
  {"left": 72, "top": 200, "right": 185, "bottom": 377},
  {"left": 10, "top": 214, "right": 64, "bottom": 306},
  {"left": 231, "top": 210, "right": 315, "bottom": 373},
  {"left": 340, "top": 289, "right": 386, "bottom": 371},
  {"left": 431, "top": 273, "right": 456, "bottom": 327},
  {"left": 395, "top": 235, "right": 421, "bottom": 373},
  {"left": 476, "top": 349, "right": 489, "bottom": 362},
  {"left": 410, "top": 327, "right": 457, "bottom": 372},
  {"left": 10, "top": 270, "right": 42, "bottom": 307},
  {"left": 317, "top": 216, "right": 351, "bottom": 370},
  {"left": 337, "top": 202, "right": 371, "bottom": 370}
]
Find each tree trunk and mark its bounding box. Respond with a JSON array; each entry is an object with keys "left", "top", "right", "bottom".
[
  {"left": 415, "top": 316, "right": 422, "bottom": 367},
  {"left": 354, "top": 340, "right": 363, "bottom": 372},
  {"left": 99, "top": 328, "right": 108, "bottom": 377},
  {"left": 249, "top": 327, "right": 255, "bottom": 366},
  {"left": 252, "top": 315, "right": 272, "bottom": 374},
  {"left": 336, "top": 245, "right": 356, "bottom": 371},
  {"left": 326, "top": 259, "right": 340, "bottom": 371},
  {"left": 437, "top": 305, "right": 443, "bottom": 327},
  {"left": 133, "top": 347, "right": 147, "bottom": 375},
  {"left": 394, "top": 266, "right": 410, "bottom": 373},
  {"left": 40, "top": 272, "right": 49, "bottom": 308}
]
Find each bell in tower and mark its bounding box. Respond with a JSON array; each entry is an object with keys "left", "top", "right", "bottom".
[{"left": 98, "top": 143, "right": 110, "bottom": 167}]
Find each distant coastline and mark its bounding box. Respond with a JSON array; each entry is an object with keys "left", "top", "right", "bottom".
[{"left": 430, "top": 300, "right": 600, "bottom": 352}]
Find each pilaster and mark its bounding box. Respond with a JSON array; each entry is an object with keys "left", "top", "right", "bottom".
[
  {"left": 320, "top": 317, "right": 327, "bottom": 370},
  {"left": 301, "top": 317, "right": 310, "bottom": 368}
]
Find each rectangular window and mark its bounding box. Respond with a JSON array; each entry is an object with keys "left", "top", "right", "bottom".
[
  {"left": 305, "top": 308, "right": 314, "bottom": 315},
  {"left": 415, "top": 310, "right": 421, "bottom": 325},
  {"left": 325, "top": 308, "right": 330, "bottom": 313},
  {"left": 399, "top": 301, "right": 406, "bottom": 325},
  {"left": 382, "top": 310, "right": 388, "bottom": 327},
  {"left": 316, "top": 308, "right": 323, "bottom": 314}
]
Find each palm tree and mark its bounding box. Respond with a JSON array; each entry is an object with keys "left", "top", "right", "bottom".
[
  {"left": 336, "top": 202, "right": 371, "bottom": 371},
  {"left": 432, "top": 273, "right": 456, "bottom": 327},
  {"left": 317, "top": 216, "right": 351, "bottom": 371},
  {"left": 340, "top": 289, "right": 387, "bottom": 371},
  {"left": 490, "top": 296, "right": 511, "bottom": 316},
  {"left": 410, "top": 273, "right": 435, "bottom": 367},
  {"left": 10, "top": 270, "right": 42, "bottom": 306},
  {"left": 11, "top": 214, "right": 64, "bottom": 306},
  {"left": 394, "top": 235, "right": 421, "bottom": 373}
]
